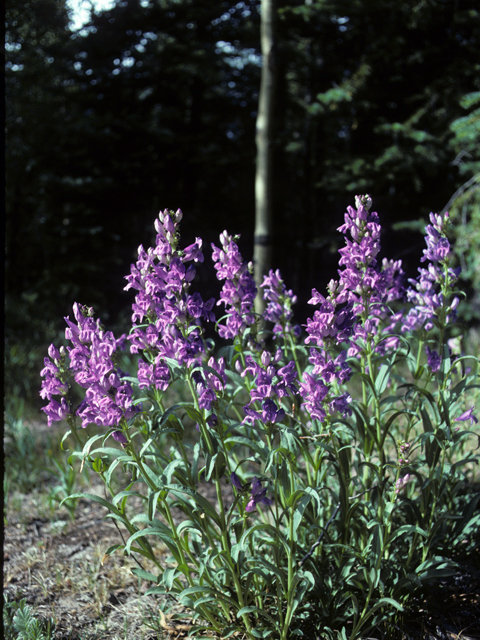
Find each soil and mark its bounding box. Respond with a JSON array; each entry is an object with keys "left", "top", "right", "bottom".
[{"left": 3, "top": 421, "right": 480, "bottom": 639}]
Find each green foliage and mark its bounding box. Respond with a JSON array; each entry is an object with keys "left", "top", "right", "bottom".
[
  {"left": 3, "top": 397, "right": 88, "bottom": 510},
  {"left": 3, "top": 595, "right": 55, "bottom": 640},
  {"left": 445, "top": 90, "right": 480, "bottom": 322},
  {"left": 46, "top": 455, "right": 82, "bottom": 520},
  {"left": 4, "top": 403, "right": 45, "bottom": 493}
]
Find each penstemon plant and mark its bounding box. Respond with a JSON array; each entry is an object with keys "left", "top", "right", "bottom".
[{"left": 41, "top": 198, "right": 479, "bottom": 639}]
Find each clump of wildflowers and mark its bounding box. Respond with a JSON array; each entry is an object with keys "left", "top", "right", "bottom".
[{"left": 39, "top": 199, "right": 479, "bottom": 640}]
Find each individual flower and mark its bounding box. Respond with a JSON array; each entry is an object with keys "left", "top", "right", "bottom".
[
  {"left": 245, "top": 477, "right": 274, "bottom": 512},
  {"left": 42, "top": 397, "right": 71, "bottom": 427},
  {"left": 112, "top": 430, "right": 128, "bottom": 445},
  {"left": 454, "top": 406, "right": 478, "bottom": 427},
  {"left": 230, "top": 472, "right": 248, "bottom": 492},
  {"left": 425, "top": 345, "right": 441, "bottom": 372}
]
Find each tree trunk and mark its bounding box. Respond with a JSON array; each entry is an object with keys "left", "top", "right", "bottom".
[{"left": 254, "top": 0, "right": 277, "bottom": 314}]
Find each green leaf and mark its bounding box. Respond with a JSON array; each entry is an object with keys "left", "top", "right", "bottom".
[
  {"left": 167, "top": 485, "right": 222, "bottom": 527},
  {"left": 236, "top": 605, "right": 280, "bottom": 629},
  {"left": 131, "top": 567, "right": 159, "bottom": 583},
  {"left": 415, "top": 558, "right": 458, "bottom": 581},
  {"left": 59, "top": 492, "right": 125, "bottom": 520},
  {"left": 125, "top": 527, "right": 180, "bottom": 561},
  {"left": 388, "top": 524, "right": 428, "bottom": 545},
  {"left": 375, "top": 362, "right": 391, "bottom": 396},
  {"left": 104, "top": 544, "right": 124, "bottom": 555},
  {"left": 112, "top": 490, "right": 146, "bottom": 507},
  {"left": 225, "top": 435, "right": 268, "bottom": 457},
  {"left": 292, "top": 493, "right": 312, "bottom": 540}
]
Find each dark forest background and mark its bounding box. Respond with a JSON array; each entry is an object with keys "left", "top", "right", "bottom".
[{"left": 5, "top": 0, "right": 480, "bottom": 407}]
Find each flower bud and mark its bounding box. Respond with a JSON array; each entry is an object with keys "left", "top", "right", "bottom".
[
  {"left": 48, "top": 344, "right": 61, "bottom": 361},
  {"left": 261, "top": 351, "right": 271, "bottom": 367}
]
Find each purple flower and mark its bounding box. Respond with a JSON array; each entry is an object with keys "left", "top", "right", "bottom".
[
  {"left": 245, "top": 477, "right": 274, "bottom": 512},
  {"left": 40, "top": 355, "right": 68, "bottom": 401},
  {"left": 112, "top": 430, "right": 129, "bottom": 445},
  {"left": 402, "top": 212, "right": 459, "bottom": 333},
  {"left": 49, "top": 303, "right": 140, "bottom": 430},
  {"left": 212, "top": 231, "right": 257, "bottom": 341},
  {"left": 137, "top": 359, "right": 170, "bottom": 391},
  {"left": 230, "top": 472, "right": 248, "bottom": 492},
  {"left": 242, "top": 352, "right": 296, "bottom": 424},
  {"left": 299, "top": 373, "right": 328, "bottom": 423},
  {"left": 261, "top": 269, "right": 300, "bottom": 338},
  {"left": 183, "top": 237, "right": 204, "bottom": 263},
  {"left": 425, "top": 346, "right": 441, "bottom": 372},
  {"left": 124, "top": 211, "right": 215, "bottom": 368},
  {"left": 395, "top": 474, "right": 411, "bottom": 494},
  {"left": 41, "top": 397, "right": 70, "bottom": 427},
  {"left": 454, "top": 406, "right": 478, "bottom": 427},
  {"left": 329, "top": 392, "right": 353, "bottom": 418}
]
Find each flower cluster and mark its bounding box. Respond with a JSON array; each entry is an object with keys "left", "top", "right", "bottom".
[
  {"left": 261, "top": 269, "right": 300, "bottom": 339},
  {"left": 211, "top": 231, "right": 257, "bottom": 340},
  {"left": 40, "top": 345, "right": 70, "bottom": 426},
  {"left": 336, "top": 195, "right": 404, "bottom": 354},
  {"left": 403, "top": 212, "right": 460, "bottom": 334},
  {"left": 242, "top": 350, "right": 297, "bottom": 426},
  {"left": 40, "top": 303, "right": 137, "bottom": 441},
  {"left": 395, "top": 474, "right": 411, "bottom": 494},
  {"left": 300, "top": 196, "right": 405, "bottom": 424},
  {"left": 192, "top": 356, "right": 227, "bottom": 418},
  {"left": 125, "top": 209, "right": 215, "bottom": 374}
]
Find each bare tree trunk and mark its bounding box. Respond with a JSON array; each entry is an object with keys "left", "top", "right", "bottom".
[{"left": 254, "top": 0, "right": 277, "bottom": 314}]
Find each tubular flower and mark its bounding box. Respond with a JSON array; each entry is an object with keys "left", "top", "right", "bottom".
[
  {"left": 245, "top": 477, "right": 274, "bottom": 512},
  {"left": 454, "top": 406, "right": 478, "bottom": 427}
]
